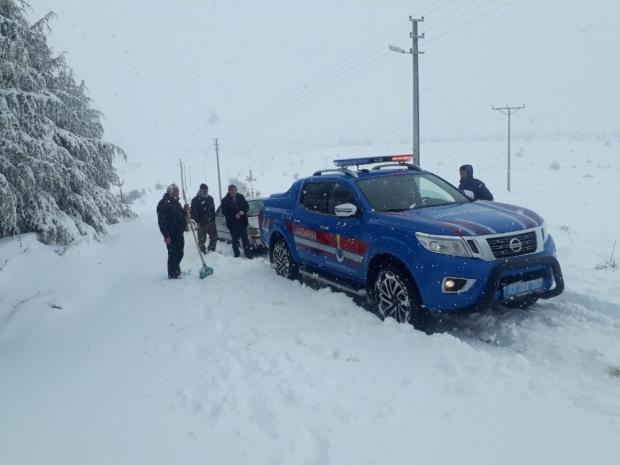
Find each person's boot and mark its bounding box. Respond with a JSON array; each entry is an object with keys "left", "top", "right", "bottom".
[{"left": 244, "top": 249, "right": 253, "bottom": 259}]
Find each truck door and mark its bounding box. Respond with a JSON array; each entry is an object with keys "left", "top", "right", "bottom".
[
  {"left": 323, "top": 182, "right": 368, "bottom": 281},
  {"left": 292, "top": 181, "right": 333, "bottom": 267}
]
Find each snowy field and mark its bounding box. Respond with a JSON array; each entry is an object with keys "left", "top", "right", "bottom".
[{"left": 1, "top": 137, "right": 620, "bottom": 465}]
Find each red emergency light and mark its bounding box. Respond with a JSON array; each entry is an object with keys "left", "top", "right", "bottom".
[
  {"left": 333, "top": 154, "right": 414, "bottom": 167},
  {"left": 391, "top": 155, "right": 413, "bottom": 162}
]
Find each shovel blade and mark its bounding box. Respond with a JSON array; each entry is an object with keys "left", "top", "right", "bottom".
[{"left": 199, "top": 265, "right": 214, "bottom": 279}]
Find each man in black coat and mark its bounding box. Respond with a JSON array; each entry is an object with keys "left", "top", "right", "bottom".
[
  {"left": 220, "top": 184, "right": 252, "bottom": 258},
  {"left": 458, "top": 164, "right": 494, "bottom": 201},
  {"left": 157, "top": 184, "right": 189, "bottom": 278},
  {"left": 191, "top": 183, "right": 218, "bottom": 254}
]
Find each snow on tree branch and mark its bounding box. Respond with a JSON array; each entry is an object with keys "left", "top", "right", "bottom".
[{"left": 0, "top": 0, "right": 134, "bottom": 244}]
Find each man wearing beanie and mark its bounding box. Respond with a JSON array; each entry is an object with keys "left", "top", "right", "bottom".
[
  {"left": 157, "top": 183, "right": 189, "bottom": 278},
  {"left": 190, "top": 183, "right": 218, "bottom": 254}
]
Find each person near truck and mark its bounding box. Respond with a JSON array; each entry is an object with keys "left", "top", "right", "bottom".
[
  {"left": 221, "top": 184, "right": 252, "bottom": 258},
  {"left": 191, "top": 183, "right": 218, "bottom": 254},
  {"left": 157, "top": 183, "right": 189, "bottom": 279},
  {"left": 458, "top": 164, "right": 494, "bottom": 201}
]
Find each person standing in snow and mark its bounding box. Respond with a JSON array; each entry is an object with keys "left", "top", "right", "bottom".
[
  {"left": 157, "top": 184, "right": 190, "bottom": 279},
  {"left": 458, "top": 164, "right": 494, "bottom": 201},
  {"left": 191, "top": 183, "right": 218, "bottom": 254},
  {"left": 220, "top": 184, "right": 252, "bottom": 258}
]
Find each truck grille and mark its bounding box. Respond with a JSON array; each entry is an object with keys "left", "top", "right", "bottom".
[{"left": 486, "top": 231, "right": 537, "bottom": 259}]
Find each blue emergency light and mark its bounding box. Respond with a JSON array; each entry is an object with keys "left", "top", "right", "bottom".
[{"left": 333, "top": 154, "right": 413, "bottom": 168}]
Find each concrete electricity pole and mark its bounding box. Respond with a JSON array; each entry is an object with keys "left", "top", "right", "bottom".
[
  {"left": 214, "top": 138, "right": 222, "bottom": 201},
  {"left": 492, "top": 104, "right": 525, "bottom": 192},
  {"left": 389, "top": 16, "right": 424, "bottom": 166},
  {"left": 245, "top": 169, "right": 257, "bottom": 198}
]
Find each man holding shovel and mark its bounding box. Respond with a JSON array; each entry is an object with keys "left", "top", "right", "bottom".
[{"left": 157, "top": 183, "right": 190, "bottom": 279}]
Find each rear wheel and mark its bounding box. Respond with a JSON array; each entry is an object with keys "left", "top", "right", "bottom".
[
  {"left": 271, "top": 238, "right": 298, "bottom": 280},
  {"left": 371, "top": 264, "right": 427, "bottom": 328}
]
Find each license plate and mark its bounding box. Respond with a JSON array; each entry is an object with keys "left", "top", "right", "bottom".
[{"left": 503, "top": 278, "right": 544, "bottom": 299}]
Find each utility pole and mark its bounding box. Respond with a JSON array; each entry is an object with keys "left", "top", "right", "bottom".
[
  {"left": 492, "top": 104, "right": 525, "bottom": 192},
  {"left": 410, "top": 16, "right": 424, "bottom": 167},
  {"left": 245, "top": 169, "right": 257, "bottom": 198},
  {"left": 389, "top": 16, "right": 424, "bottom": 166},
  {"left": 214, "top": 138, "right": 222, "bottom": 201}
]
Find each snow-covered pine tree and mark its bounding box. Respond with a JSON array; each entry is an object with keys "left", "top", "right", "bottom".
[{"left": 0, "top": 0, "right": 133, "bottom": 244}]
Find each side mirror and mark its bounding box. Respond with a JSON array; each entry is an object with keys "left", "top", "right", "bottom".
[
  {"left": 462, "top": 190, "right": 475, "bottom": 200},
  {"left": 334, "top": 203, "right": 358, "bottom": 217}
]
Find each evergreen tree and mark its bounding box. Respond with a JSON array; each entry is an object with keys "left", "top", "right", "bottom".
[{"left": 0, "top": 0, "right": 133, "bottom": 244}]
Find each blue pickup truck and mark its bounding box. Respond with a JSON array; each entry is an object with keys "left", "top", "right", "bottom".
[{"left": 259, "top": 155, "right": 564, "bottom": 327}]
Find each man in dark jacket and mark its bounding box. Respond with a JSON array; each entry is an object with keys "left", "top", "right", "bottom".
[
  {"left": 191, "top": 183, "right": 217, "bottom": 254},
  {"left": 458, "top": 164, "right": 494, "bottom": 201},
  {"left": 221, "top": 184, "right": 252, "bottom": 258},
  {"left": 157, "top": 184, "right": 189, "bottom": 278}
]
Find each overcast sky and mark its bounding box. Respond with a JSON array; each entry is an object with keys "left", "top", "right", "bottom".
[{"left": 29, "top": 0, "right": 620, "bottom": 159}]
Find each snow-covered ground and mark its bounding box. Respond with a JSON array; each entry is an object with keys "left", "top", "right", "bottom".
[{"left": 1, "top": 137, "right": 620, "bottom": 465}]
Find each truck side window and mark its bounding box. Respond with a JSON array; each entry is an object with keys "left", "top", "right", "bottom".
[
  {"left": 300, "top": 182, "right": 331, "bottom": 214},
  {"left": 329, "top": 183, "right": 358, "bottom": 215}
]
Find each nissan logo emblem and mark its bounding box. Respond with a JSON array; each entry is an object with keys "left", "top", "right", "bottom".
[{"left": 509, "top": 237, "right": 523, "bottom": 253}]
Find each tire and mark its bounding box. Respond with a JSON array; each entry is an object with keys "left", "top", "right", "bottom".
[
  {"left": 503, "top": 295, "right": 539, "bottom": 309},
  {"left": 271, "top": 238, "right": 299, "bottom": 280},
  {"left": 370, "top": 263, "right": 427, "bottom": 328}
]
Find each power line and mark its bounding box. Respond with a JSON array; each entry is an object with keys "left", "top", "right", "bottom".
[
  {"left": 246, "top": 0, "right": 521, "bottom": 136},
  {"left": 422, "top": 0, "right": 460, "bottom": 16},
  {"left": 255, "top": 0, "right": 464, "bottom": 120},
  {"left": 291, "top": 1, "right": 520, "bottom": 109},
  {"left": 285, "top": 1, "right": 514, "bottom": 109},
  {"left": 253, "top": 53, "right": 400, "bottom": 133},
  {"left": 518, "top": 72, "right": 620, "bottom": 103},
  {"left": 270, "top": 20, "right": 410, "bottom": 106},
  {"left": 425, "top": 0, "right": 519, "bottom": 45},
  {"left": 424, "top": 0, "right": 495, "bottom": 34}
]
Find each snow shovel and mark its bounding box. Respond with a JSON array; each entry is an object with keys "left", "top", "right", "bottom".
[{"left": 179, "top": 160, "right": 214, "bottom": 279}]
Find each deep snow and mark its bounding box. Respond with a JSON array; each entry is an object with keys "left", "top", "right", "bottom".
[{"left": 1, "top": 138, "right": 620, "bottom": 465}]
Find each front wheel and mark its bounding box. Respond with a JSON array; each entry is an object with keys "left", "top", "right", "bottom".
[
  {"left": 271, "top": 238, "right": 298, "bottom": 280},
  {"left": 371, "top": 264, "right": 426, "bottom": 328}
]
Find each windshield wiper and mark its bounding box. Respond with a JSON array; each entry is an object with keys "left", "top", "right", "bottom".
[{"left": 414, "top": 202, "right": 455, "bottom": 210}]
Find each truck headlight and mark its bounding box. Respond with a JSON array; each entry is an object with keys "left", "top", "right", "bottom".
[
  {"left": 416, "top": 232, "right": 472, "bottom": 258},
  {"left": 541, "top": 222, "right": 548, "bottom": 243}
]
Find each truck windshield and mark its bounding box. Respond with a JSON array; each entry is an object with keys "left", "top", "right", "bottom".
[
  {"left": 356, "top": 173, "right": 469, "bottom": 212},
  {"left": 248, "top": 199, "right": 264, "bottom": 216}
]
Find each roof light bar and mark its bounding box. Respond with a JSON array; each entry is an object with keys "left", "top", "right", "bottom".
[{"left": 333, "top": 154, "right": 413, "bottom": 167}]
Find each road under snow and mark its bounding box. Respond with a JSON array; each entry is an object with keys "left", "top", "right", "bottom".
[{"left": 1, "top": 139, "right": 620, "bottom": 464}]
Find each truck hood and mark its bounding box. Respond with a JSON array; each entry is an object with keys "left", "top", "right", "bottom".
[{"left": 374, "top": 201, "right": 543, "bottom": 236}]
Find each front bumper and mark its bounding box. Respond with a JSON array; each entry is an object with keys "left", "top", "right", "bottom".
[
  {"left": 458, "top": 255, "right": 564, "bottom": 312},
  {"left": 412, "top": 238, "right": 564, "bottom": 312}
]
